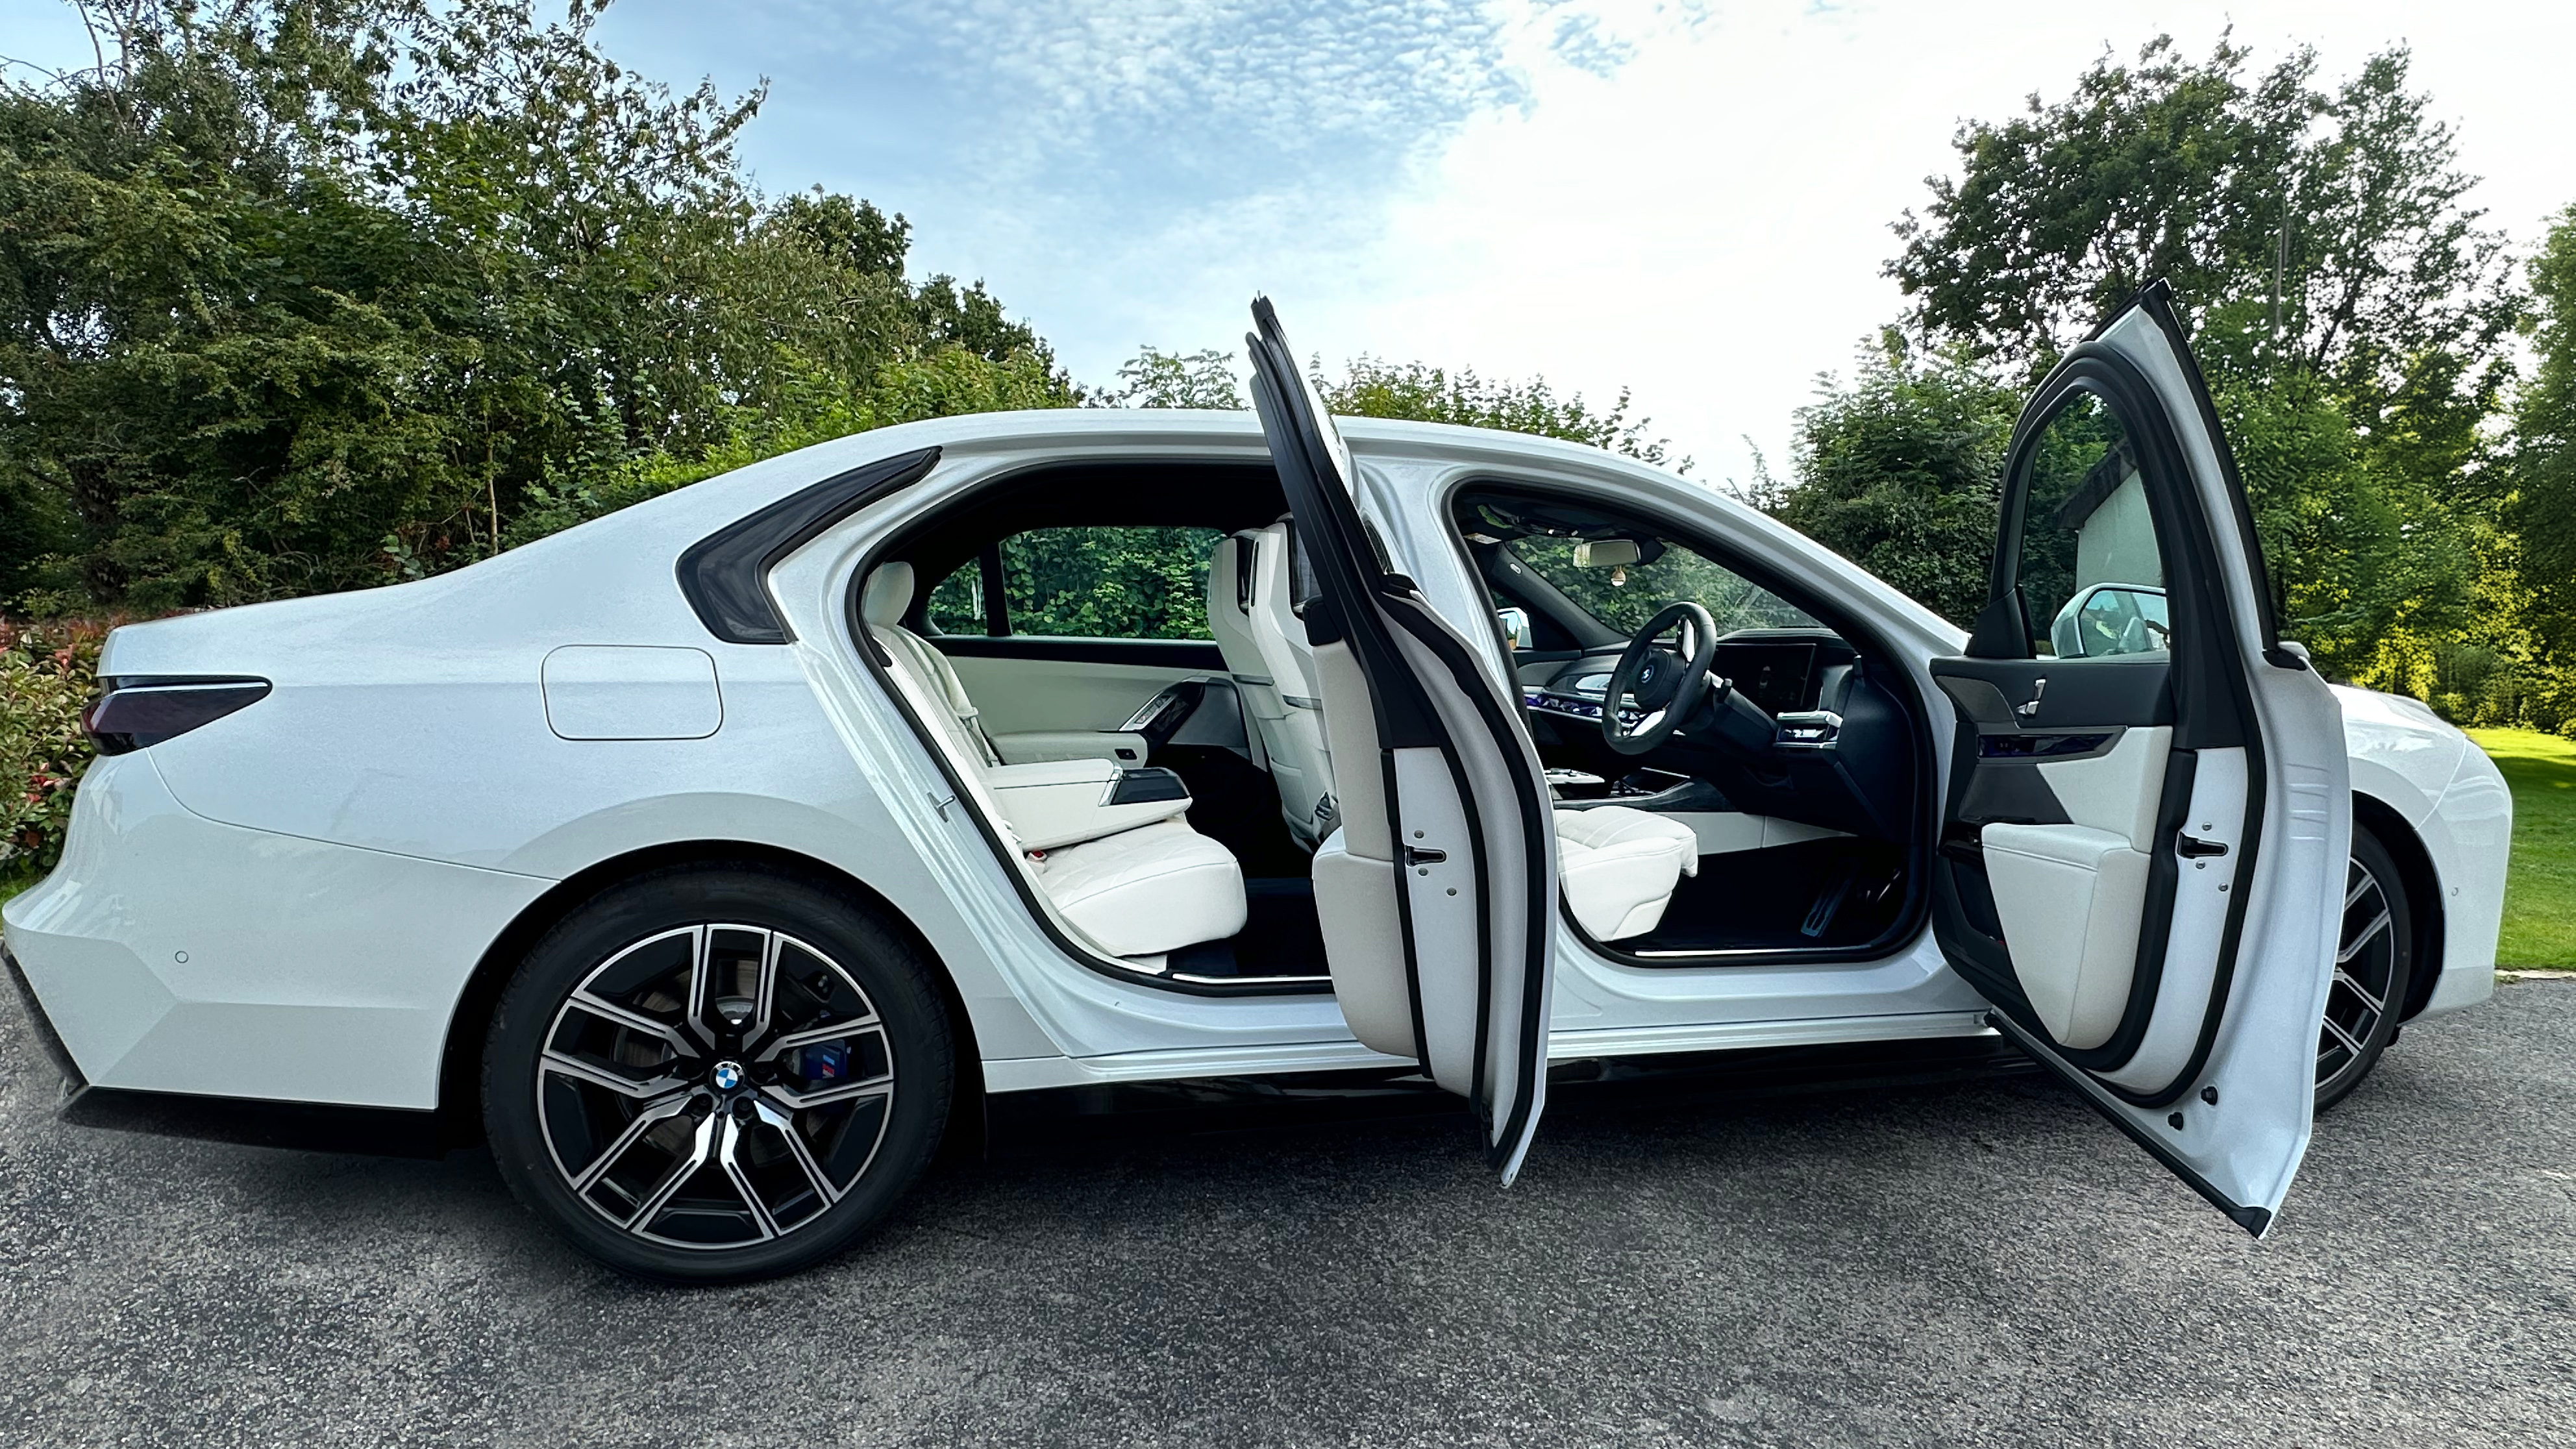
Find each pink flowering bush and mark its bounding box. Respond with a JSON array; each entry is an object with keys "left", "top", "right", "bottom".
[{"left": 1, "top": 619, "right": 106, "bottom": 878}]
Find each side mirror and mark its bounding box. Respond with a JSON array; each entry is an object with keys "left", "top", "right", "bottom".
[{"left": 1495, "top": 606, "right": 1531, "bottom": 650}]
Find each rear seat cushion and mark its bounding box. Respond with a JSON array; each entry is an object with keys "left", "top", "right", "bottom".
[{"left": 1026, "top": 820, "right": 1248, "bottom": 957}]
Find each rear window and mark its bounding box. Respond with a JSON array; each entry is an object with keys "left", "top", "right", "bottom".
[{"left": 925, "top": 526, "right": 1222, "bottom": 639}]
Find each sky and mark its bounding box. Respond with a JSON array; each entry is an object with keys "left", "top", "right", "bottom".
[{"left": 8, "top": 1, "right": 2574, "bottom": 486}]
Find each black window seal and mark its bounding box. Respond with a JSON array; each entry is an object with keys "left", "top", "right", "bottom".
[{"left": 676, "top": 446, "right": 943, "bottom": 644}]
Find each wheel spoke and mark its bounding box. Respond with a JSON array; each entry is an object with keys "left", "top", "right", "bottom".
[
  {"left": 678, "top": 924, "right": 717, "bottom": 1049},
  {"left": 2345, "top": 871, "right": 2375, "bottom": 911},
  {"left": 2338, "top": 908, "right": 2392, "bottom": 965},
  {"left": 541, "top": 1049, "right": 689, "bottom": 1101},
  {"left": 2333, "top": 966, "right": 2387, "bottom": 1016},
  {"left": 2318, "top": 1011, "right": 2368, "bottom": 1062},
  {"left": 714, "top": 1116, "right": 781, "bottom": 1241},
  {"left": 752, "top": 923, "right": 778, "bottom": 1036},
  {"left": 760, "top": 1076, "right": 894, "bottom": 1112},
  {"left": 752, "top": 1097, "right": 844, "bottom": 1207},
  {"left": 755, "top": 1015, "right": 885, "bottom": 1062},
  {"left": 623, "top": 1111, "right": 721, "bottom": 1230},
  {"left": 565, "top": 992, "right": 699, "bottom": 1057},
  {"left": 572, "top": 1093, "right": 698, "bottom": 1194}
]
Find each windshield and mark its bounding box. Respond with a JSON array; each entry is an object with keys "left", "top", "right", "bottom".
[{"left": 1507, "top": 535, "right": 1817, "bottom": 638}]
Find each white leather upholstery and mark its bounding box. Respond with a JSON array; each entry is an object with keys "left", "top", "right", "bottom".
[
  {"left": 1026, "top": 819, "right": 1247, "bottom": 958},
  {"left": 865, "top": 562, "right": 1001, "bottom": 769},
  {"left": 1237, "top": 522, "right": 1337, "bottom": 845},
  {"left": 1555, "top": 806, "right": 1700, "bottom": 941},
  {"left": 861, "top": 561, "right": 915, "bottom": 626},
  {"left": 864, "top": 563, "right": 1245, "bottom": 958},
  {"left": 1309, "top": 637, "right": 1415, "bottom": 1056},
  {"left": 1981, "top": 726, "right": 2170, "bottom": 1049},
  {"left": 1204, "top": 534, "right": 1272, "bottom": 772},
  {"left": 1984, "top": 822, "right": 2149, "bottom": 1049}
]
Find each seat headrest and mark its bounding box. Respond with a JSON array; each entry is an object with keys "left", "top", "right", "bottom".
[{"left": 862, "top": 562, "right": 915, "bottom": 626}]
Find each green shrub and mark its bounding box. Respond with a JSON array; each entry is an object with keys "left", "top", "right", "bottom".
[{"left": 0, "top": 619, "right": 105, "bottom": 878}]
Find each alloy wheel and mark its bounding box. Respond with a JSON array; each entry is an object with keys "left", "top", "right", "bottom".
[
  {"left": 537, "top": 924, "right": 894, "bottom": 1250},
  {"left": 2316, "top": 848, "right": 2401, "bottom": 1102}
]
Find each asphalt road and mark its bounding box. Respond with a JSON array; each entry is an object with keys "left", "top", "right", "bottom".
[{"left": 4, "top": 985, "right": 2573, "bottom": 1448}]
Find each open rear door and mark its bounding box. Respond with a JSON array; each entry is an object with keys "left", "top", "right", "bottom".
[
  {"left": 1931, "top": 283, "right": 2347, "bottom": 1236},
  {"left": 1245, "top": 299, "right": 1558, "bottom": 1182}
]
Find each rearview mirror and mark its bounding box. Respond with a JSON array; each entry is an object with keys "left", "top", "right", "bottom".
[{"left": 1573, "top": 538, "right": 1641, "bottom": 568}]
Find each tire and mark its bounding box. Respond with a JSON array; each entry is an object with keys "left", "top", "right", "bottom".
[
  {"left": 483, "top": 863, "right": 953, "bottom": 1282},
  {"left": 2314, "top": 825, "right": 2415, "bottom": 1113}
]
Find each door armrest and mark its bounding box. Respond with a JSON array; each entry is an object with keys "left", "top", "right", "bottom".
[{"left": 989, "top": 730, "right": 1150, "bottom": 765}]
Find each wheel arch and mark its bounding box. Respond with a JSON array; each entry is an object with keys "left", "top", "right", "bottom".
[
  {"left": 2352, "top": 793, "right": 2445, "bottom": 1023},
  {"left": 432, "top": 840, "right": 985, "bottom": 1151}
]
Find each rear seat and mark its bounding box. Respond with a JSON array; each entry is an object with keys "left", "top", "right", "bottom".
[{"left": 861, "top": 564, "right": 1247, "bottom": 959}]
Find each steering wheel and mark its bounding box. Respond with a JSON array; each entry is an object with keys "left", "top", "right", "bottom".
[{"left": 1603, "top": 601, "right": 1722, "bottom": 756}]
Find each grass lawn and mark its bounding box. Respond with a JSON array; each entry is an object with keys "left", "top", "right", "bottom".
[{"left": 2466, "top": 728, "right": 2576, "bottom": 970}]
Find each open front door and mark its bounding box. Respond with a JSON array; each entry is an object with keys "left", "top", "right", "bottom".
[
  {"left": 1931, "top": 283, "right": 2347, "bottom": 1236},
  {"left": 1245, "top": 299, "right": 1558, "bottom": 1182}
]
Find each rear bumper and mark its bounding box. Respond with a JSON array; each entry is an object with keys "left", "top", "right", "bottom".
[
  {"left": 3, "top": 750, "right": 551, "bottom": 1109},
  {"left": 3, "top": 938, "right": 86, "bottom": 1093}
]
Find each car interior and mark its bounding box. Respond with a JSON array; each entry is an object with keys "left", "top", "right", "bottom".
[
  {"left": 852, "top": 462, "right": 1927, "bottom": 995},
  {"left": 1452, "top": 486, "right": 1926, "bottom": 961}
]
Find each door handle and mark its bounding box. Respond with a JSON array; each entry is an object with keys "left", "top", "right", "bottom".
[{"left": 2177, "top": 834, "right": 2229, "bottom": 859}]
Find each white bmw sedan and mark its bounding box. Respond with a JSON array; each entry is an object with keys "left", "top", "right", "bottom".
[{"left": 3, "top": 290, "right": 2511, "bottom": 1280}]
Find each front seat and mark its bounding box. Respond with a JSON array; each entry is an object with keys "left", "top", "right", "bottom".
[
  {"left": 1237, "top": 520, "right": 1338, "bottom": 847},
  {"left": 863, "top": 563, "right": 1246, "bottom": 958},
  {"left": 1207, "top": 528, "right": 1324, "bottom": 847},
  {"left": 1553, "top": 806, "right": 1699, "bottom": 941}
]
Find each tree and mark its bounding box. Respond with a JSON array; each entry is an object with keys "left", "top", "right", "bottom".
[
  {"left": 0, "top": 0, "right": 1072, "bottom": 615},
  {"left": 1765, "top": 336, "right": 2017, "bottom": 627},
  {"left": 1102, "top": 346, "right": 1243, "bottom": 409},
  {"left": 2509, "top": 206, "right": 2576, "bottom": 729},
  {"left": 1323, "top": 357, "right": 1687, "bottom": 471},
  {"left": 1102, "top": 346, "right": 1687, "bottom": 467},
  {"left": 1889, "top": 36, "right": 2516, "bottom": 404},
  {"left": 1839, "top": 34, "right": 2522, "bottom": 700}
]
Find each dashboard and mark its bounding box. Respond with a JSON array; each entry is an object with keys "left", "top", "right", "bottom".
[
  {"left": 1524, "top": 630, "right": 1857, "bottom": 730},
  {"left": 1520, "top": 628, "right": 1912, "bottom": 842}
]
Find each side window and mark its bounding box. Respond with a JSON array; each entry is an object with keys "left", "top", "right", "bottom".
[
  {"left": 2014, "top": 391, "right": 2168, "bottom": 658},
  {"left": 924, "top": 559, "right": 985, "bottom": 634},
  {"left": 924, "top": 527, "right": 1222, "bottom": 639}
]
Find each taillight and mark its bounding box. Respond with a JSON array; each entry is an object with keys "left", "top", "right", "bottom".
[{"left": 82, "top": 678, "right": 272, "bottom": 755}]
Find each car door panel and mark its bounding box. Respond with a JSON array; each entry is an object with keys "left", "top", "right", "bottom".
[
  {"left": 1931, "top": 283, "right": 2345, "bottom": 1236},
  {"left": 1247, "top": 298, "right": 1555, "bottom": 1181},
  {"left": 936, "top": 648, "right": 1204, "bottom": 736}
]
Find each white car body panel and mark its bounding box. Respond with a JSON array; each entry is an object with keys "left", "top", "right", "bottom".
[{"left": 2, "top": 408, "right": 2512, "bottom": 1115}]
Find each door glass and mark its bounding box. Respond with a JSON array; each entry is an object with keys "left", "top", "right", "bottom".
[
  {"left": 923, "top": 526, "right": 1224, "bottom": 638},
  {"left": 2014, "top": 391, "right": 2165, "bottom": 656},
  {"left": 924, "top": 563, "right": 984, "bottom": 633}
]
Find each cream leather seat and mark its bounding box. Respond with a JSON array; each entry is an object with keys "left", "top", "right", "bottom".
[
  {"left": 1232, "top": 521, "right": 1338, "bottom": 847},
  {"left": 1553, "top": 806, "right": 1699, "bottom": 941},
  {"left": 1283, "top": 545, "right": 1698, "bottom": 946},
  {"left": 863, "top": 564, "right": 1246, "bottom": 958}
]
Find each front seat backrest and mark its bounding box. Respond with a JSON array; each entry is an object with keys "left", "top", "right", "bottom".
[
  {"left": 1204, "top": 532, "right": 1274, "bottom": 776},
  {"left": 1243, "top": 519, "right": 1337, "bottom": 845}
]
